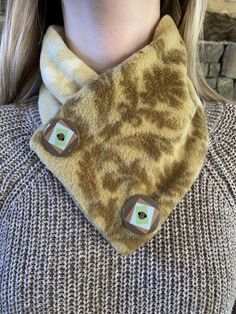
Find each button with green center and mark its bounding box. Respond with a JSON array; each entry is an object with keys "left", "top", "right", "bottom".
[
  {"left": 122, "top": 194, "right": 160, "bottom": 235},
  {"left": 42, "top": 117, "right": 80, "bottom": 157}
]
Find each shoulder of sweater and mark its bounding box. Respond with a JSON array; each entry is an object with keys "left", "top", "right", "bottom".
[
  {"left": 0, "top": 97, "right": 235, "bottom": 146},
  {"left": 0, "top": 99, "right": 40, "bottom": 139},
  {"left": 202, "top": 99, "right": 236, "bottom": 202},
  {"left": 0, "top": 99, "right": 41, "bottom": 174},
  {"left": 0, "top": 98, "right": 235, "bottom": 155},
  {"left": 1, "top": 97, "right": 235, "bottom": 130},
  {"left": 0, "top": 99, "right": 44, "bottom": 204},
  {"left": 0, "top": 97, "right": 235, "bottom": 134},
  {"left": 202, "top": 99, "right": 236, "bottom": 139}
]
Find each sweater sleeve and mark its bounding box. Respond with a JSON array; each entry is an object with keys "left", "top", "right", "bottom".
[
  {"left": 0, "top": 103, "right": 39, "bottom": 209},
  {"left": 205, "top": 102, "right": 236, "bottom": 204}
]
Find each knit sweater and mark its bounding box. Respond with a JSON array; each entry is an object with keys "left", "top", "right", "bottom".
[{"left": 0, "top": 97, "right": 236, "bottom": 313}]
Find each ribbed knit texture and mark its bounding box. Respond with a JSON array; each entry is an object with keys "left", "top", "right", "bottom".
[{"left": 0, "top": 98, "right": 236, "bottom": 313}]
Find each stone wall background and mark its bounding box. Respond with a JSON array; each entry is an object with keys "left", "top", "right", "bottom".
[
  {"left": 0, "top": 1, "right": 235, "bottom": 100},
  {"left": 200, "top": 41, "right": 236, "bottom": 100}
]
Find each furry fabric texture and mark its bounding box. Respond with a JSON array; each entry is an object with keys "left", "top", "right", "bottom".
[{"left": 29, "top": 15, "right": 209, "bottom": 255}]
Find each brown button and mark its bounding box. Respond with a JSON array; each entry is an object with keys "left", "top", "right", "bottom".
[
  {"left": 122, "top": 194, "right": 160, "bottom": 235},
  {"left": 42, "top": 117, "right": 80, "bottom": 157}
]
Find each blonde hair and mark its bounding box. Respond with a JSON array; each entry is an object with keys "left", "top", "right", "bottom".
[{"left": 0, "top": 0, "right": 230, "bottom": 105}]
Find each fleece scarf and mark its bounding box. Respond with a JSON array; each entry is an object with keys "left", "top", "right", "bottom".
[{"left": 29, "top": 15, "right": 209, "bottom": 256}]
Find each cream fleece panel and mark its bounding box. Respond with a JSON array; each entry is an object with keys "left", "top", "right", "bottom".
[{"left": 38, "top": 24, "right": 98, "bottom": 124}]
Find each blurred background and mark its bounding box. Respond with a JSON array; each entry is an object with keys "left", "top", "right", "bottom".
[
  {"left": 202, "top": 0, "right": 236, "bottom": 101},
  {"left": 0, "top": 0, "right": 235, "bottom": 100}
]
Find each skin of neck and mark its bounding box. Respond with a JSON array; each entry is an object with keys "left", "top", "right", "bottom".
[{"left": 60, "top": 0, "right": 161, "bottom": 74}]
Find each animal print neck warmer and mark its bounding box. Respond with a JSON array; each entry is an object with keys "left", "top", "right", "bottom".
[{"left": 30, "top": 15, "right": 209, "bottom": 256}]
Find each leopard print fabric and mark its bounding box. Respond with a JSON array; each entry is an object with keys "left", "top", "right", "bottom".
[{"left": 30, "top": 15, "right": 209, "bottom": 255}]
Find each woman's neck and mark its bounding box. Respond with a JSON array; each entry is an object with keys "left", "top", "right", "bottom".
[{"left": 61, "top": 0, "right": 161, "bottom": 74}]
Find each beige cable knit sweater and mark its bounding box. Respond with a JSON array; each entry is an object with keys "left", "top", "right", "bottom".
[{"left": 0, "top": 97, "right": 235, "bottom": 313}]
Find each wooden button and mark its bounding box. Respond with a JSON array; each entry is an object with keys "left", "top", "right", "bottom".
[
  {"left": 122, "top": 195, "right": 160, "bottom": 235},
  {"left": 42, "top": 117, "right": 80, "bottom": 157}
]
